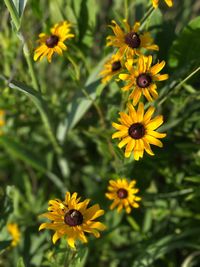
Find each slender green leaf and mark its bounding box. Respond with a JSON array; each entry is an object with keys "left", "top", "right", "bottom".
[
  {"left": 12, "top": 0, "right": 27, "bottom": 17},
  {"left": 8, "top": 80, "right": 62, "bottom": 155}
]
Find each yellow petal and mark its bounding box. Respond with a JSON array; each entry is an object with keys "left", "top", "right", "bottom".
[
  {"left": 143, "top": 106, "right": 155, "bottom": 123},
  {"left": 119, "top": 112, "right": 132, "bottom": 126},
  {"left": 148, "top": 84, "right": 158, "bottom": 99},
  {"left": 165, "top": 0, "right": 173, "bottom": 7},
  {"left": 138, "top": 56, "right": 145, "bottom": 73},
  {"left": 118, "top": 136, "right": 132, "bottom": 148},
  {"left": 52, "top": 231, "right": 62, "bottom": 244},
  {"left": 152, "top": 0, "right": 159, "bottom": 8},
  {"left": 127, "top": 102, "right": 137, "bottom": 120},
  {"left": 112, "top": 122, "right": 127, "bottom": 131},
  {"left": 54, "top": 46, "right": 63, "bottom": 55},
  {"left": 112, "top": 130, "right": 128, "bottom": 139},
  {"left": 146, "top": 55, "right": 153, "bottom": 70},
  {"left": 154, "top": 74, "right": 169, "bottom": 81},
  {"left": 47, "top": 50, "right": 54, "bottom": 62},
  {"left": 143, "top": 139, "right": 154, "bottom": 156},
  {"left": 147, "top": 130, "right": 166, "bottom": 139},
  {"left": 133, "top": 22, "right": 140, "bottom": 32},
  {"left": 123, "top": 19, "right": 131, "bottom": 32},
  {"left": 119, "top": 73, "right": 130, "bottom": 81},
  {"left": 130, "top": 87, "right": 142, "bottom": 106},
  {"left": 67, "top": 236, "right": 76, "bottom": 249},
  {"left": 150, "top": 60, "right": 165, "bottom": 76},
  {"left": 125, "top": 139, "right": 135, "bottom": 158},
  {"left": 125, "top": 59, "right": 134, "bottom": 72},
  {"left": 136, "top": 102, "right": 144, "bottom": 122},
  {"left": 143, "top": 88, "right": 153, "bottom": 102},
  {"left": 146, "top": 115, "right": 164, "bottom": 130},
  {"left": 145, "top": 135, "right": 163, "bottom": 147}
]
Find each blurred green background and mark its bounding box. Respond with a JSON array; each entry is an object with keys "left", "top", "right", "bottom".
[{"left": 0, "top": 0, "right": 200, "bottom": 266}]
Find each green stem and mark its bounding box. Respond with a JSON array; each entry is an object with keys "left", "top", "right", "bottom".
[
  {"left": 4, "top": 1, "right": 40, "bottom": 92},
  {"left": 66, "top": 54, "right": 80, "bottom": 81},
  {"left": 159, "top": 66, "right": 200, "bottom": 106},
  {"left": 22, "top": 38, "right": 41, "bottom": 92},
  {"left": 4, "top": 0, "right": 20, "bottom": 30},
  {"left": 174, "top": 66, "right": 200, "bottom": 91},
  {"left": 124, "top": 0, "right": 129, "bottom": 20},
  {"left": 139, "top": 6, "right": 155, "bottom": 31}
]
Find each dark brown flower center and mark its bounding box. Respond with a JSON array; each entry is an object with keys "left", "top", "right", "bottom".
[
  {"left": 125, "top": 32, "right": 141, "bottom": 49},
  {"left": 129, "top": 123, "right": 145, "bottom": 139},
  {"left": 45, "top": 35, "right": 59, "bottom": 48},
  {"left": 64, "top": 209, "right": 83, "bottom": 226},
  {"left": 136, "top": 73, "right": 152, "bottom": 88},
  {"left": 111, "top": 61, "right": 121, "bottom": 72},
  {"left": 117, "top": 188, "right": 128, "bottom": 199}
]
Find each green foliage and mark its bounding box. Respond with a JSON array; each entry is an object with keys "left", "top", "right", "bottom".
[
  {"left": 0, "top": 0, "right": 200, "bottom": 266},
  {"left": 169, "top": 16, "right": 200, "bottom": 70}
]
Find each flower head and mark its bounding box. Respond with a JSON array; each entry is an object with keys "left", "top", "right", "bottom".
[
  {"left": 7, "top": 223, "right": 21, "bottom": 247},
  {"left": 105, "top": 178, "right": 141, "bottom": 213},
  {"left": 152, "top": 0, "right": 173, "bottom": 8},
  {"left": 34, "top": 21, "right": 74, "bottom": 62},
  {"left": 106, "top": 20, "right": 158, "bottom": 59},
  {"left": 119, "top": 55, "right": 168, "bottom": 105},
  {"left": 99, "top": 53, "right": 123, "bottom": 84},
  {"left": 39, "top": 192, "right": 106, "bottom": 249},
  {"left": 112, "top": 102, "right": 166, "bottom": 160}
]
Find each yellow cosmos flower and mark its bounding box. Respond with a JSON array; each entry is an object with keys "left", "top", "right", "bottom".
[
  {"left": 112, "top": 102, "right": 166, "bottom": 160},
  {"left": 34, "top": 21, "right": 74, "bottom": 63},
  {"left": 105, "top": 178, "right": 141, "bottom": 214},
  {"left": 0, "top": 110, "right": 5, "bottom": 135},
  {"left": 152, "top": 0, "right": 173, "bottom": 8},
  {"left": 99, "top": 53, "right": 123, "bottom": 84},
  {"left": 106, "top": 20, "right": 158, "bottom": 59},
  {"left": 7, "top": 223, "right": 21, "bottom": 247},
  {"left": 39, "top": 192, "right": 106, "bottom": 249},
  {"left": 119, "top": 55, "right": 168, "bottom": 106}
]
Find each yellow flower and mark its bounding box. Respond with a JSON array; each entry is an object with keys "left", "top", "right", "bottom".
[
  {"left": 152, "top": 0, "right": 173, "bottom": 8},
  {"left": 34, "top": 21, "right": 74, "bottom": 63},
  {"left": 112, "top": 102, "right": 166, "bottom": 160},
  {"left": 7, "top": 223, "right": 21, "bottom": 247},
  {"left": 119, "top": 55, "right": 168, "bottom": 105},
  {"left": 106, "top": 20, "right": 158, "bottom": 59},
  {"left": 39, "top": 192, "right": 106, "bottom": 249},
  {"left": 99, "top": 53, "right": 123, "bottom": 84},
  {"left": 105, "top": 178, "right": 141, "bottom": 214},
  {"left": 0, "top": 110, "right": 5, "bottom": 135}
]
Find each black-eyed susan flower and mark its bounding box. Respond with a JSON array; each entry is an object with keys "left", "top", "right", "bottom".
[
  {"left": 152, "top": 0, "right": 173, "bottom": 8},
  {"left": 119, "top": 55, "right": 168, "bottom": 105},
  {"left": 106, "top": 20, "right": 158, "bottom": 59},
  {"left": 105, "top": 178, "right": 141, "bottom": 213},
  {"left": 99, "top": 53, "right": 123, "bottom": 84},
  {"left": 112, "top": 102, "right": 166, "bottom": 160},
  {"left": 34, "top": 21, "right": 74, "bottom": 63},
  {"left": 7, "top": 223, "right": 21, "bottom": 247},
  {"left": 39, "top": 192, "right": 106, "bottom": 249}
]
